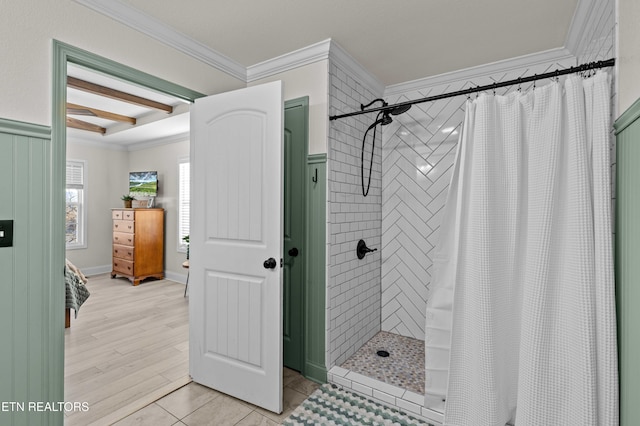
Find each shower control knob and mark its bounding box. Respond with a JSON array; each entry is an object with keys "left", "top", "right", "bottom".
[
  {"left": 357, "top": 239, "right": 378, "bottom": 259},
  {"left": 288, "top": 247, "right": 299, "bottom": 257},
  {"left": 263, "top": 257, "right": 277, "bottom": 269}
]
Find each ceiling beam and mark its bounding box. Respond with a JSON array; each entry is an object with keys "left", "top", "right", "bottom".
[
  {"left": 66, "top": 116, "right": 107, "bottom": 134},
  {"left": 67, "top": 102, "right": 137, "bottom": 124},
  {"left": 67, "top": 77, "right": 174, "bottom": 113}
]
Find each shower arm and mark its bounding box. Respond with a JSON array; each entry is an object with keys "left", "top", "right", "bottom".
[{"left": 360, "top": 98, "right": 388, "bottom": 111}]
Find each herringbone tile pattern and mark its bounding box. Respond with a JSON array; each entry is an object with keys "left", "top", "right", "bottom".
[{"left": 380, "top": 60, "right": 576, "bottom": 338}]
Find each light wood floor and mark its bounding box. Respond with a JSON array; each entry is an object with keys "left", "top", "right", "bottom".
[
  {"left": 115, "top": 368, "right": 319, "bottom": 426},
  {"left": 64, "top": 274, "right": 190, "bottom": 426}
]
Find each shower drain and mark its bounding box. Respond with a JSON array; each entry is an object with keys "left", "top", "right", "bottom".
[{"left": 376, "top": 350, "right": 390, "bottom": 357}]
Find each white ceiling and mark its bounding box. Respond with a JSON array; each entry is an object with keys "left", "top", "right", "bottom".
[
  {"left": 122, "top": 0, "right": 579, "bottom": 86},
  {"left": 68, "top": 0, "right": 581, "bottom": 147}
]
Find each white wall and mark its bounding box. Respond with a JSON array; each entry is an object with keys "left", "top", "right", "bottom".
[
  {"left": 65, "top": 139, "right": 190, "bottom": 282},
  {"left": 0, "top": 0, "right": 244, "bottom": 127},
  {"left": 128, "top": 139, "right": 190, "bottom": 281},
  {"left": 618, "top": 0, "right": 640, "bottom": 113},
  {"left": 249, "top": 60, "right": 329, "bottom": 154},
  {"left": 65, "top": 141, "right": 128, "bottom": 273}
]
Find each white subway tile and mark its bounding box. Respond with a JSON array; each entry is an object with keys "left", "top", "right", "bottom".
[
  {"left": 372, "top": 389, "right": 396, "bottom": 405},
  {"left": 396, "top": 397, "right": 422, "bottom": 415}
]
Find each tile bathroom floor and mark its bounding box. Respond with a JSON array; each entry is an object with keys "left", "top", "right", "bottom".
[
  {"left": 113, "top": 368, "right": 319, "bottom": 426},
  {"left": 340, "top": 331, "right": 425, "bottom": 394}
]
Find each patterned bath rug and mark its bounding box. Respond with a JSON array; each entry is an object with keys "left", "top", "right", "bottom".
[{"left": 282, "top": 384, "right": 434, "bottom": 425}]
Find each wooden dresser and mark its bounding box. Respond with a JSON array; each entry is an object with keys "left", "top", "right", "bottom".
[{"left": 111, "top": 208, "right": 164, "bottom": 285}]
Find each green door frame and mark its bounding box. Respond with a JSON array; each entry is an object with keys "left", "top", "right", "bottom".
[
  {"left": 283, "top": 97, "right": 309, "bottom": 373},
  {"left": 51, "top": 40, "right": 205, "bottom": 423}
]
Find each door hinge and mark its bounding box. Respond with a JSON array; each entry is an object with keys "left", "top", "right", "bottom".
[{"left": 280, "top": 258, "right": 283, "bottom": 268}]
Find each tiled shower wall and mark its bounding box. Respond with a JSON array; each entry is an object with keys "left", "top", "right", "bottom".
[
  {"left": 327, "top": 0, "right": 617, "bottom": 353},
  {"left": 327, "top": 60, "right": 384, "bottom": 366},
  {"left": 575, "top": 0, "right": 616, "bottom": 65},
  {"left": 380, "top": 0, "right": 616, "bottom": 338},
  {"left": 380, "top": 58, "right": 578, "bottom": 339}
]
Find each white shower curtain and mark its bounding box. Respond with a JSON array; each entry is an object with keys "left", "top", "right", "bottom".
[{"left": 424, "top": 71, "right": 618, "bottom": 426}]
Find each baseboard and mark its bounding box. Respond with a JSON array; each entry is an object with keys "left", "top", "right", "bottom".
[
  {"left": 81, "top": 264, "right": 112, "bottom": 277},
  {"left": 80, "top": 265, "right": 187, "bottom": 285},
  {"left": 305, "top": 361, "right": 328, "bottom": 384},
  {"left": 165, "top": 270, "right": 188, "bottom": 285}
]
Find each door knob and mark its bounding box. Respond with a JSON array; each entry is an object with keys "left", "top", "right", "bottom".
[
  {"left": 288, "top": 247, "right": 299, "bottom": 257},
  {"left": 263, "top": 257, "right": 277, "bottom": 269}
]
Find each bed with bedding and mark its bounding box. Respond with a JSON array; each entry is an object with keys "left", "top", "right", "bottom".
[{"left": 65, "top": 258, "right": 90, "bottom": 328}]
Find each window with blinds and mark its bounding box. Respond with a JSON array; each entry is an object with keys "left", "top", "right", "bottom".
[
  {"left": 66, "top": 160, "right": 86, "bottom": 249},
  {"left": 178, "top": 158, "right": 190, "bottom": 252}
]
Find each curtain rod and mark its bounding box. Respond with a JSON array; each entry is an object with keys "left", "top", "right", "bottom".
[{"left": 329, "top": 58, "right": 616, "bottom": 121}]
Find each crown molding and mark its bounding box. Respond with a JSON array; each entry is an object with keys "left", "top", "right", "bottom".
[
  {"left": 384, "top": 47, "right": 575, "bottom": 97},
  {"left": 247, "top": 39, "right": 331, "bottom": 82},
  {"left": 247, "top": 39, "right": 385, "bottom": 97},
  {"left": 385, "top": 0, "right": 611, "bottom": 96},
  {"left": 73, "top": 0, "right": 603, "bottom": 101},
  {"left": 73, "top": 0, "right": 246, "bottom": 81},
  {"left": 329, "top": 40, "right": 385, "bottom": 96},
  {"left": 127, "top": 132, "right": 190, "bottom": 151}
]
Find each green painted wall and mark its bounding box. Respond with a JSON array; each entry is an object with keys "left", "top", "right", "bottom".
[
  {"left": 304, "top": 154, "right": 327, "bottom": 383},
  {"left": 615, "top": 97, "right": 640, "bottom": 426},
  {"left": 0, "top": 118, "right": 61, "bottom": 425},
  {"left": 283, "top": 98, "right": 308, "bottom": 372}
]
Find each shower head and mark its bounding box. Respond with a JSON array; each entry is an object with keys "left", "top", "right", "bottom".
[
  {"left": 389, "top": 104, "right": 412, "bottom": 116},
  {"left": 379, "top": 104, "right": 411, "bottom": 126}
]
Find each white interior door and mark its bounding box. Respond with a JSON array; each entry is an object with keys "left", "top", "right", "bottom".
[{"left": 189, "top": 81, "right": 284, "bottom": 413}]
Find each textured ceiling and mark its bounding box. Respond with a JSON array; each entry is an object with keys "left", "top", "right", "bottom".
[{"left": 122, "top": 0, "right": 578, "bottom": 85}]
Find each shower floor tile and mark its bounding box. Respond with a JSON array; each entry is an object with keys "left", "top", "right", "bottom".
[{"left": 340, "top": 331, "right": 425, "bottom": 394}]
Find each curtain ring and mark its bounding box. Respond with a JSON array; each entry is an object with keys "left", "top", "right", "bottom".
[
  {"left": 517, "top": 77, "right": 522, "bottom": 92},
  {"left": 492, "top": 83, "right": 497, "bottom": 96}
]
